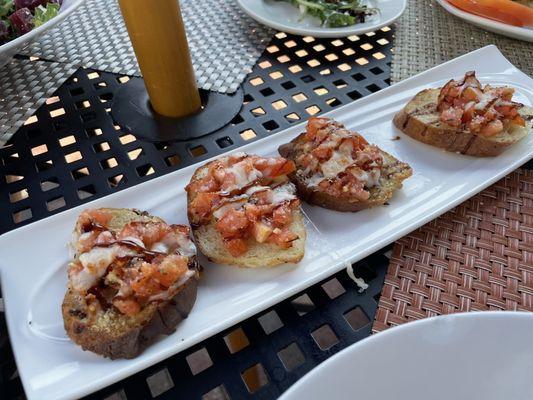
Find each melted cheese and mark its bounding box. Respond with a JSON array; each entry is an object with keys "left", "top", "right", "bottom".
[
  {"left": 225, "top": 160, "right": 263, "bottom": 191},
  {"left": 72, "top": 245, "right": 136, "bottom": 292},
  {"left": 213, "top": 183, "right": 296, "bottom": 220},
  {"left": 121, "top": 236, "right": 145, "bottom": 248},
  {"left": 213, "top": 198, "right": 247, "bottom": 219},
  {"left": 272, "top": 183, "right": 297, "bottom": 204},
  {"left": 474, "top": 92, "right": 496, "bottom": 110},
  {"left": 150, "top": 242, "right": 169, "bottom": 253},
  {"left": 307, "top": 152, "right": 381, "bottom": 189},
  {"left": 245, "top": 185, "right": 270, "bottom": 196},
  {"left": 351, "top": 168, "right": 381, "bottom": 188},
  {"left": 320, "top": 151, "right": 355, "bottom": 179},
  {"left": 175, "top": 233, "right": 197, "bottom": 257},
  {"left": 306, "top": 174, "right": 326, "bottom": 188}
]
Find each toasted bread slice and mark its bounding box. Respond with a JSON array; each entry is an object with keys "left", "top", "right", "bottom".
[
  {"left": 192, "top": 210, "right": 306, "bottom": 267},
  {"left": 187, "top": 160, "right": 306, "bottom": 268},
  {"left": 62, "top": 208, "right": 200, "bottom": 359},
  {"left": 279, "top": 131, "right": 412, "bottom": 212},
  {"left": 393, "top": 88, "right": 533, "bottom": 156}
]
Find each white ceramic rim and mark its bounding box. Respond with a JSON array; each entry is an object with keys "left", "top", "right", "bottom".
[{"left": 280, "top": 311, "right": 533, "bottom": 400}]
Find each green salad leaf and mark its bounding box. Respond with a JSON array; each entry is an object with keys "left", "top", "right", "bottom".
[
  {"left": 276, "top": 0, "right": 377, "bottom": 28},
  {"left": 326, "top": 12, "right": 356, "bottom": 27},
  {"left": 0, "top": 0, "right": 14, "bottom": 19},
  {"left": 34, "top": 2, "right": 60, "bottom": 28}
]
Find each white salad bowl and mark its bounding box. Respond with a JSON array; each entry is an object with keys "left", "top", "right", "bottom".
[{"left": 0, "top": 0, "right": 84, "bottom": 67}]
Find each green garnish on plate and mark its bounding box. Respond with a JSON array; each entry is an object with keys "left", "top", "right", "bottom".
[{"left": 275, "top": 0, "right": 378, "bottom": 28}]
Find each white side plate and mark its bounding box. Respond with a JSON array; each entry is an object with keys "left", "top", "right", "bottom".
[
  {"left": 236, "top": 0, "right": 406, "bottom": 38},
  {"left": 0, "top": 45, "right": 532, "bottom": 400},
  {"left": 280, "top": 312, "right": 533, "bottom": 400},
  {"left": 436, "top": 0, "right": 533, "bottom": 42}
]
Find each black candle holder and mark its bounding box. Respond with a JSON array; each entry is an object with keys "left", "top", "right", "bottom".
[{"left": 111, "top": 78, "right": 243, "bottom": 142}]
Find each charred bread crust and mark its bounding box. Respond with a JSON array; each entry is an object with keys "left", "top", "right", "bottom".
[
  {"left": 63, "top": 209, "right": 200, "bottom": 359},
  {"left": 62, "top": 263, "right": 198, "bottom": 359},
  {"left": 393, "top": 88, "right": 533, "bottom": 157},
  {"left": 279, "top": 133, "right": 412, "bottom": 212}
]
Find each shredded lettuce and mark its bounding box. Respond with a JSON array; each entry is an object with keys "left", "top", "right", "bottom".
[
  {"left": 34, "top": 2, "right": 60, "bottom": 27},
  {"left": 276, "top": 0, "right": 377, "bottom": 28}
]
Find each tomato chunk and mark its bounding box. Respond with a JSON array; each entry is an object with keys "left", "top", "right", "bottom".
[
  {"left": 225, "top": 238, "right": 248, "bottom": 256},
  {"left": 216, "top": 209, "right": 249, "bottom": 239},
  {"left": 113, "top": 298, "right": 141, "bottom": 316}
]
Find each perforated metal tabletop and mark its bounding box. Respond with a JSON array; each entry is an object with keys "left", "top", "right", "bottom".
[{"left": 0, "top": 28, "right": 394, "bottom": 400}]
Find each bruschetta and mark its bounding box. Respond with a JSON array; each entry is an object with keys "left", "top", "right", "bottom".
[
  {"left": 279, "top": 117, "right": 412, "bottom": 212},
  {"left": 62, "top": 208, "right": 200, "bottom": 359},
  {"left": 393, "top": 71, "right": 533, "bottom": 156},
  {"left": 186, "top": 153, "right": 306, "bottom": 268}
]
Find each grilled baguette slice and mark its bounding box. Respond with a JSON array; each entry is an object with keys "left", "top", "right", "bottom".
[
  {"left": 393, "top": 88, "right": 533, "bottom": 156},
  {"left": 62, "top": 208, "right": 200, "bottom": 359},
  {"left": 187, "top": 163, "right": 306, "bottom": 268},
  {"left": 279, "top": 133, "right": 412, "bottom": 212}
]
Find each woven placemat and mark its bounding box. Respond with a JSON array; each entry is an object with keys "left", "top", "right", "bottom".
[
  {"left": 391, "top": 0, "right": 533, "bottom": 82},
  {"left": 20, "top": 0, "right": 273, "bottom": 93},
  {"left": 373, "top": 169, "right": 533, "bottom": 332},
  {"left": 0, "top": 59, "right": 77, "bottom": 146}
]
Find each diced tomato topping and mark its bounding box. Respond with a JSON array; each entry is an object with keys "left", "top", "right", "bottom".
[
  {"left": 77, "top": 230, "right": 101, "bottom": 253},
  {"left": 338, "top": 137, "right": 365, "bottom": 156},
  {"left": 118, "top": 221, "right": 172, "bottom": 247},
  {"left": 185, "top": 154, "right": 300, "bottom": 255},
  {"left": 152, "top": 255, "right": 189, "bottom": 287},
  {"left": 216, "top": 209, "right": 249, "bottom": 239},
  {"left": 437, "top": 71, "right": 524, "bottom": 136},
  {"left": 305, "top": 117, "right": 330, "bottom": 140},
  {"left": 513, "top": 115, "right": 526, "bottom": 127},
  {"left": 312, "top": 146, "right": 333, "bottom": 160},
  {"left": 295, "top": 117, "right": 381, "bottom": 202},
  {"left": 130, "top": 263, "right": 161, "bottom": 297},
  {"left": 273, "top": 203, "right": 293, "bottom": 226},
  {"left": 251, "top": 221, "right": 273, "bottom": 243},
  {"left": 253, "top": 157, "right": 296, "bottom": 178},
  {"left": 79, "top": 208, "right": 113, "bottom": 231},
  {"left": 319, "top": 174, "right": 369, "bottom": 200},
  {"left": 73, "top": 211, "right": 195, "bottom": 317},
  {"left": 441, "top": 107, "right": 464, "bottom": 127},
  {"left": 186, "top": 175, "right": 219, "bottom": 194},
  {"left": 300, "top": 153, "right": 316, "bottom": 168},
  {"left": 244, "top": 203, "right": 273, "bottom": 221},
  {"left": 267, "top": 228, "right": 299, "bottom": 249},
  {"left": 250, "top": 189, "right": 272, "bottom": 205},
  {"left": 479, "top": 119, "right": 504, "bottom": 137},
  {"left": 225, "top": 238, "right": 248, "bottom": 256},
  {"left": 171, "top": 224, "right": 191, "bottom": 236},
  {"left": 189, "top": 192, "right": 222, "bottom": 223},
  {"left": 113, "top": 298, "right": 141, "bottom": 316}
]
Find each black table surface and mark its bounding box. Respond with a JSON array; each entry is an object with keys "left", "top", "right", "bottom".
[{"left": 0, "top": 29, "right": 397, "bottom": 400}]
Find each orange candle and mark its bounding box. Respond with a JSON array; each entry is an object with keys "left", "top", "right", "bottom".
[{"left": 118, "top": 0, "right": 202, "bottom": 118}]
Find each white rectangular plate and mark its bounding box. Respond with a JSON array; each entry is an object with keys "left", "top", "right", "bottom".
[{"left": 1, "top": 45, "right": 532, "bottom": 400}]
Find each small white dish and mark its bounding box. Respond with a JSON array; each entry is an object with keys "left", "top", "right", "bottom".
[
  {"left": 0, "top": 0, "right": 85, "bottom": 67},
  {"left": 280, "top": 312, "right": 533, "bottom": 400},
  {"left": 1, "top": 45, "right": 532, "bottom": 400},
  {"left": 436, "top": 0, "right": 533, "bottom": 42},
  {"left": 236, "top": 0, "right": 406, "bottom": 38}
]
